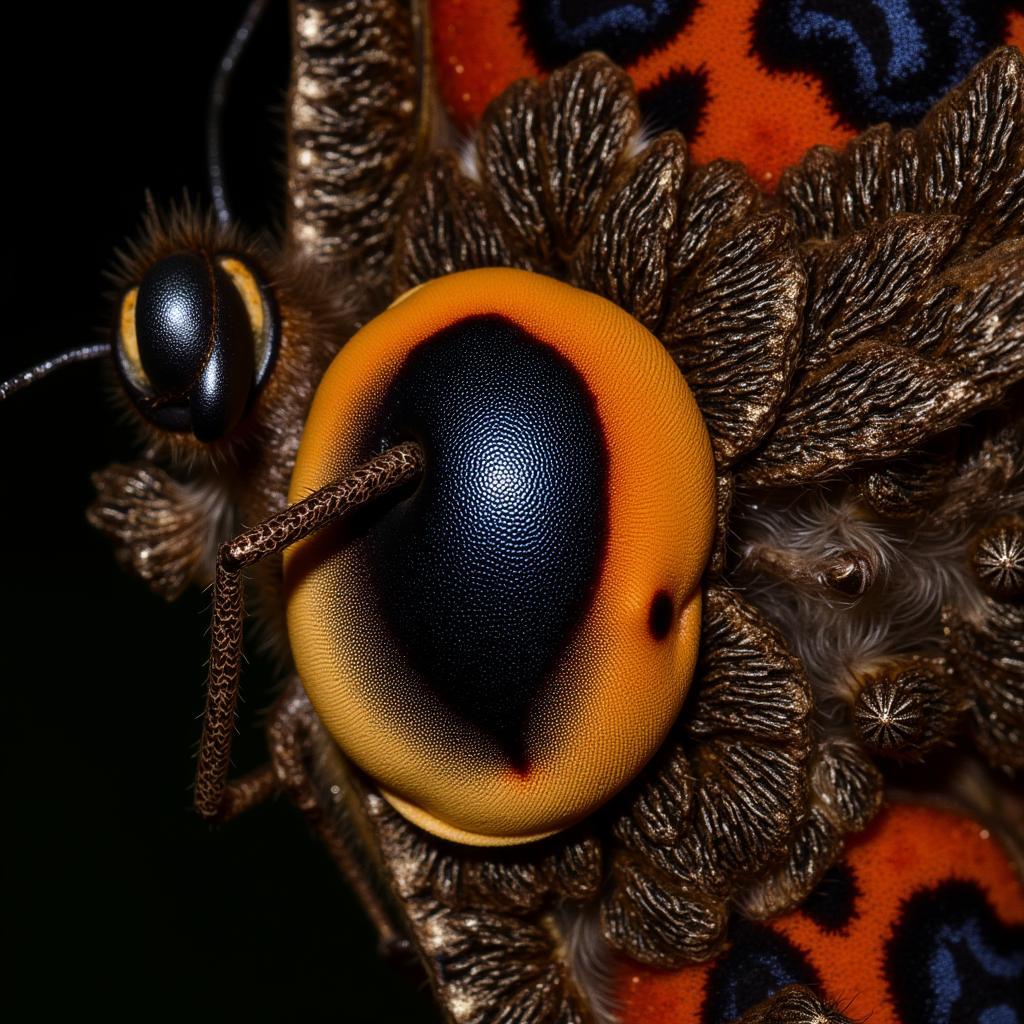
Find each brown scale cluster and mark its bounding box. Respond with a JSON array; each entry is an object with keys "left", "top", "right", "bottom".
[
  {"left": 87, "top": 461, "right": 223, "bottom": 600},
  {"left": 371, "top": 46, "right": 1022, "bottom": 1019},
  {"left": 972, "top": 515, "right": 1024, "bottom": 599},
  {"left": 83, "top": 14, "right": 1024, "bottom": 1023},
  {"left": 739, "top": 741, "right": 882, "bottom": 922},
  {"left": 366, "top": 792, "right": 597, "bottom": 1024},
  {"left": 945, "top": 595, "right": 1024, "bottom": 774},
  {"left": 844, "top": 413, "right": 1024, "bottom": 776},
  {"left": 601, "top": 588, "right": 814, "bottom": 966},
  {"left": 371, "top": 794, "right": 602, "bottom": 918},
  {"left": 853, "top": 657, "right": 965, "bottom": 759}
]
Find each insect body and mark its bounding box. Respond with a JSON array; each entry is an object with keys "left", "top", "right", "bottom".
[
  {"left": 7, "top": 2, "right": 1024, "bottom": 1023},
  {"left": 6, "top": 5, "right": 428, "bottom": 1015}
]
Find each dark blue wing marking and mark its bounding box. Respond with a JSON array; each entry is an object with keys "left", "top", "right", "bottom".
[
  {"left": 752, "top": 0, "right": 1011, "bottom": 128},
  {"left": 517, "top": 0, "right": 698, "bottom": 71},
  {"left": 701, "top": 920, "right": 820, "bottom": 1024},
  {"left": 887, "top": 880, "right": 1024, "bottom": 1024}
]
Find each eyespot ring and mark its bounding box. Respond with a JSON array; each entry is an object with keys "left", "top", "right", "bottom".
[{"left": 286, "top": 268, "right": 717, "bottom": 845}]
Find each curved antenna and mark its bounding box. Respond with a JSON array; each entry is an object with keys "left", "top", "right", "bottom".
[
  {"left": 412, "top": 0, "right": 436, "bottom": 163},
  {"left": 194, "top": 440, "right": 425, "bottom": 821},
  {"left": 0, "top": 343, "right": 111, "bottom": 402},
  {"left": 207, "top": 0, "right": 272, "bottom": 226}
]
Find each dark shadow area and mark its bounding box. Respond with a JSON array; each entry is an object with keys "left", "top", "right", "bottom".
[{"left": 4, "top": 3, "right": 440, "bottom": 1019}]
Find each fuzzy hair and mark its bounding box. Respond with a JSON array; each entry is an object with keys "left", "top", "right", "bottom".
[
  {"left": 556, "top": 902, "right": 619, "bottom": 1024},
  {"left": 95, "top": 194, "right": 363, "bottom": 663},
  {"left": 734, "top": 485, "right": 990, "bottom": 717}
]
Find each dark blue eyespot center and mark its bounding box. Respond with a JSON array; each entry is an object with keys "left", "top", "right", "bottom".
[{"left": 362, "top": 315, "right": 609, "bottom": 766}]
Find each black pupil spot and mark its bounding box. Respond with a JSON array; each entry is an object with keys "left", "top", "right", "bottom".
[{"left": 649, "top": 591, "right": 674, "bottom": 641}]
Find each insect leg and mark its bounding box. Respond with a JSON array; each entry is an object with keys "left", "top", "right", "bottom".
[
  {"left": 215, "top": 763, "right": 279, "bottom": 821},
  {"left": 268, "top": 677, "right": 410, "bottom": 958},
  {"left": 194, "top": 440, "right": 425, "bottom": 822}
]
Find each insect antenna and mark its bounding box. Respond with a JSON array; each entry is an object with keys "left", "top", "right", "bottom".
[
  {"left": 195, "top": 441, "right": 425, "bottom": 821},
  {"left": 206, "top": 0, "right": 272, "bottom": 226},
  {"left": 0, "top": 342, "right": 110, "bottom": 402}
]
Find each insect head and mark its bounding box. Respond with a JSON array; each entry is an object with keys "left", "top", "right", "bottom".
[{"left": 115, "top": 252, "right": 278, "bottom": 441}]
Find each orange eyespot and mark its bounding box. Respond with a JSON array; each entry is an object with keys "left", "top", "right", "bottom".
[{"left": 285, "top": 268, "right": 716, "bottom": 846}]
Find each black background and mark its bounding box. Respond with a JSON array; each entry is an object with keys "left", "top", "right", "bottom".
[{"left": 6, "top": 3, "right": 439, "bottom": 1019}]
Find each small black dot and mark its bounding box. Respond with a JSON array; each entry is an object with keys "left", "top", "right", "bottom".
[{"left": 648, "top": 591, "right": 674, "bottom": 641}]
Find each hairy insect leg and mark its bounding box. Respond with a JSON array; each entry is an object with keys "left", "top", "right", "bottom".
[
  {"left": 194, "top": 441, "right": 425, "bottom": 822},
  {"left": 268, "top": 678, "right": 410, "bottom": 959},
  {"left": 216, "top": 763, "right": 279, "bottom": 821}
]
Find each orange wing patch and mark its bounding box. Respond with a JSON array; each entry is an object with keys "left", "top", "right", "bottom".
[
  {"left": 616, "top": 803, "right": 1024, "bottom": 1023},
  {"left": 617, "top": 0, "right": 850, "bottom": 188},
  {"left": 433, "top": 0, "right": 1024, "bottom": 189},
  {"left": 433, "top": 0, "right": 847, "bottom": 187}
]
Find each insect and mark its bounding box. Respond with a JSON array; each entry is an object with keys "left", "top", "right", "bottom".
[
  {"left": 5, "top": 3, "right": 433, "bottom": 1017},
  {"left": 9, "top": 2, "right": 1024, "bottom": 1024}
]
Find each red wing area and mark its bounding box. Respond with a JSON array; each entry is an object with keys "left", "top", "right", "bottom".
[
  {"left": 616, "top": 803, "right": 1024, "bottom": 1024},
  {"left": 433, "top": 1, "right": 1024, "bottom": 188}
]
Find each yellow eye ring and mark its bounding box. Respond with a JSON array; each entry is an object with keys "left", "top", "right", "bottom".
[
  {"left": 217, "top": 255, "right": 275, "bottom": 384},
  {"left": 116, "top": 286, "right": 150, "bottom": 391},
  {"left": 286, "top": 268, "right": 716, "bottom": 846}
]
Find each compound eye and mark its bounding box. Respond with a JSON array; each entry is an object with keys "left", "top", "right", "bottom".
[
  {"left": 286, "top": 268, "right": 716, "bottom": 846},
  {"left": 116, "top": 251, "right": 277, "bottom": 441}
]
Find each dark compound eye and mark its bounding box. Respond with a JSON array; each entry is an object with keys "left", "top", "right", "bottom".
[
  {"left": 285, "top": 268, "right": 716, "bottom": 846},
  {"left": 116, "top": 251, "right": 277, "bottom": 442}
]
